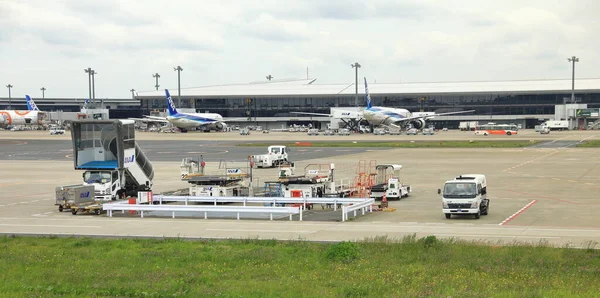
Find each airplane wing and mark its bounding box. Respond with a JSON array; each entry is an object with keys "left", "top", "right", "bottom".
[
  {"left": 290, "top": 112, "right": 332, "bottom": 117},
  {"left": 221, "top": 117, "right": 251, "bottom": 122},
  {"left": 128, "top": 117, "right": 169, "bottom": 123},
  {"left": 391, "top": 110, "right": 476, "bottom": 123}
]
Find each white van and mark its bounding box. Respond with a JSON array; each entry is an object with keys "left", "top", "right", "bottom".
[{"left": 438, "top": 174, "right": 489, "bottom": 219}]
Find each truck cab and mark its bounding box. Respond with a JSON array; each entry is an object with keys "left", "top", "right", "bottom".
[
  {"left": 82, "top": 170, "right": 121, "bottom": 201},
  {"left": 439, "top": 174, "right": 488, "bottom": 219}
]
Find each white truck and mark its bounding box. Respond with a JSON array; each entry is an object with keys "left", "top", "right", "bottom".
[
  {"left": 369, "top": 164, "right": 411, "bottom": 200},
  {"left": 542, "top": 120, "right": 569, "bottom": 131},
  {"left": 251, "top": 145, "right": 289, "bottom": 168},
  {"left": 439, "top": 174, "right": 489, "bottom": 219},
  {"left": 459, "top": 121, "right": 478, "bottom": 131}
]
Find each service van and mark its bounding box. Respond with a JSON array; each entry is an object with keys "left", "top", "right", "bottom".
[{"left": 438, "top": 174, "right": 489, "bottom": 219}]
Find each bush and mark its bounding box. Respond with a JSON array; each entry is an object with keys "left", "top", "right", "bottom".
[
  {"left": 418, "top": 235, "right": 440, "bottom": 249},
  {"left": 326, "top": 241, "right": 360, "bottom": 263}
]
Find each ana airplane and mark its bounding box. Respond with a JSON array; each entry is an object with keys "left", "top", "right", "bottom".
[
  {"left": 293, "top": 77, "right": 474, "bottom": 129},
  {"left": 0, "top": 99, "right": 47, "bottom": 128},
  {"left": 133, "top": 89, "right": 234, "bottom": 132}
]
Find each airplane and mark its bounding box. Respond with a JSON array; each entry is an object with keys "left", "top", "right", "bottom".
[
  {"left": 292, "top": 77, "right": 474, "bottom": 130},
  {"left": 27, "top": 95, "right": 89, "bottom": 112},
  {"left": 131, "top": 89, "right": 236, "bottom": 132},
  {"left": 0, "top": 96, "right": 47, "bottom": 128}
]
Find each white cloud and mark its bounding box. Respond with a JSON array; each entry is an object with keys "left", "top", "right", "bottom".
[{"left": 0, "top": 0, "right": 599, "bottom": 98}]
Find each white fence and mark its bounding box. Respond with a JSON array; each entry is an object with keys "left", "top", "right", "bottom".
[
  {"left": 342, "top": 198, "right": 375, "bottom": 222},
  {"left": 153, "top": 195, "right": 371, "bottom": 211},
  {"left": 103, "top": 203, "right": 303, "bottom": 221},
  {"left": 101, "top": 196, "right": 375, "bottom": 221}
]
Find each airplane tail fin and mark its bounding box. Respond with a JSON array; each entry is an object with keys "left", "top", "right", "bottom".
[
  {"left": 25, "top": 95, "right": 40, "bottom": 111},
  {"left": 83, "top": 98, "right": 89, "bottom": 109},
  {"left": 165, "top": 89, "right": 178, "bottom": 116},
  {"left": 364, "top": 77, "right": 372, "bottom": 109}
]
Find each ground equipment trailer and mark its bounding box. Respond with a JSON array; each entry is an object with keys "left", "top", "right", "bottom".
[
  {"left": 70, "top": 120, "right": 154, "bottom": 201},
  {"left": 185, "top": 159, "right": 253, "bottom": 197},
  {"left": 251, "top": 145, "right": 289, "bottom": 168},
  {"left": 369, "top": 164, "right": 411, "bottom": 200},
  {"left": 55, "top": 184, "right": 97, "bottom": 213}
]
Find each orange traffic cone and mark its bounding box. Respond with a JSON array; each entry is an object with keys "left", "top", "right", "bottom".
[{"left": 381, "top": 194, "right": 388, "bottom": 209}]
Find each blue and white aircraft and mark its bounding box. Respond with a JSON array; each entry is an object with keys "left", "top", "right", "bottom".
[
  {"left": 135, "top": 89, "right": 233, "bottom": 132},
  {"left": 294, "top": 77, "right": 474, "bottom": 129}
]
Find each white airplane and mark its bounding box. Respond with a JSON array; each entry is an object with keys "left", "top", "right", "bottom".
[
  {"left": 0, "top": 108, "right": 47, "bottom": 127},
  {"left": 132, "top": 89, "right": 237, "bottom": 132},
  {"left": 294, "top": 77, "right": 475, "bottom": 129}
]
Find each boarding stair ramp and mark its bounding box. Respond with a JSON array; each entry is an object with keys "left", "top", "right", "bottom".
[
  {"left": 101, "top": 125, "right": 154, "bottom": 187},
  {"left": 73, "top": 120, "right": 153, "bottom": 189}
]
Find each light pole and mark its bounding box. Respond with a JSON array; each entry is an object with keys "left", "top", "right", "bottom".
[
  {"left": 40, "top": 87, "right": 46, "bottom": 98},
  {"left": 84, "top": 68, "right": 94, "bottom": 107},
  {"left": 153, "top": 73, "right": 160, "bottom": 90},
  {"left": 130, "top": 89, "right": 136, "bottom": 99},
  {"left": 6, "top": 84, "right": 13, "bottom": 109},
  {"left": 567, "top": 56, "right": 579, "bottom": 123},
  {"left": 351, "top": 62, "right": 361, "bottom": 107},
  {"left": 174, "top": 66, "right": 183, "bottom": 107},
  {"left": 91, "top": 70, "right": 97, "bottom": 107},
  {"left": 266, "top": 75, "right": 273, "bottom": 81}
]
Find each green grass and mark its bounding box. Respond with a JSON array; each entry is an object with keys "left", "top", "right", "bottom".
[
  {"left": 237, "top": 140, "right": 540, "bottom": 148},
  {"left": 576, "top": 140, "right": 600, "bottom": 147},
  {"left": 1, "top": 235, "right": 599, "bottom": 297}
]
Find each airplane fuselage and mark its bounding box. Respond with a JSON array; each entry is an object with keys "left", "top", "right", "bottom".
[
  {"left": 167, "top": 112, "right": 224, "bottom": 129},
  {"left": 0, "top": 110, "right": 47, "bottom": 126},
  {"left": 363, "top": 107, "right": 411, "bottom": 126}
]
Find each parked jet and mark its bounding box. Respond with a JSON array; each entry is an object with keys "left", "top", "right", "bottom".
[
  {"left": 0, "top": 109, "right": 47, "bottom": 127},
  {"left": 132, "top": 89, "right": 235, "bottom": 132},
  {"left": 293, "top": 77, "right": 474, "bottom": 129}
]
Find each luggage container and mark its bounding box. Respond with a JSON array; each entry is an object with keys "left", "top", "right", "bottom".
[{"left": 55, "top": 184, "right": 95, "bottom": 212}]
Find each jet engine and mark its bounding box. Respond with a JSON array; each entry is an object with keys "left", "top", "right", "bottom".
[
  {"left": 409, "top": 118, "right": 426, "bottom": 129},
  {"left": 215, "top": 122, "right": 228, "bottom": 131}
]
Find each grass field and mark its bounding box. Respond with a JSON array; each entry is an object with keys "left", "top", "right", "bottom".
[
  {"left": 1, "top": 235, "right": 599, "bottom": 297},
  {"left": 577, "top": 140, "right": 600, "bottom": 147},
  {"left": 238, "top": 140, "right": 540, "bottom": 148}
]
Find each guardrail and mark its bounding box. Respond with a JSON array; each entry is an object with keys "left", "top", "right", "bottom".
[
  {"left": 152, "top": 195, "right": 371, "bottom": 211},
  {"left": 103, "top": 203, "right": 303, "bottom": 221},
  {"left": 341, "top": 198, "right": 375, "bottom": 222}
]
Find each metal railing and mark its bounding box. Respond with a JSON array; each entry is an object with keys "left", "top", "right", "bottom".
[
  {"left": 152, "top": 195, "right": 371, "bottom": 211},
  {"left": 103, "top": 203, "right": 303, "bottom": 221},
  {"left": 341, "top": 198, "right": 375, "bottom": 222}
]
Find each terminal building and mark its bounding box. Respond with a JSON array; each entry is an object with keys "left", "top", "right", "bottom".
[{"left": 2, "top": 78, "right": 600, "bottom": 129}]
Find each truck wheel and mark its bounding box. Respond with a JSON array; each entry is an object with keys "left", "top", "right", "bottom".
[
  {"left": 71, "top": 209, "right": 77, "bottom": 215},
  {"left": 58, "top": 205, "right": 63, "bottom": 212},
  {"left": 95, "top": 209, "right": 101, "bottom": 215},
  {"left": 445, "top": 214, "right": 451, "bottom": 219},
  {"left": 482, "top": 203, "right": 489, "bottom": 215}
]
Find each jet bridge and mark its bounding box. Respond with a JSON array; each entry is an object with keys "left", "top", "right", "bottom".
[{"left": 70, "top": 120, "right": 154, "bottom": 191}]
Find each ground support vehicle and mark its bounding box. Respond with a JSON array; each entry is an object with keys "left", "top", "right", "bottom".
[
  {"left": 369, "top": 164, "right": 411, "bottom": 200},
  {"left": 439, "top": 174, "right": 489, "bottom": 219},
  {"left": 251, "top": 145, "right": 289, "bottom": 168}
]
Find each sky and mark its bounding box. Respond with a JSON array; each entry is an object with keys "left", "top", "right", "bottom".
[{"left": 1, "top": 0, "right": 599, "bottom": 99}]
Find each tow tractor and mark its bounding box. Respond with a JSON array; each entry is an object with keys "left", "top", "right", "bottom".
[
  {"left": 251, "top": 145, "right": 289, "bottom": 168},
  {"left": 369, "top": 164, "right": 411, "bottom": 200}
]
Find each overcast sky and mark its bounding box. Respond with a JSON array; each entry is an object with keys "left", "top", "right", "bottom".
[{"left": 1, "top": 0, "right": 599, "bottom": 98}]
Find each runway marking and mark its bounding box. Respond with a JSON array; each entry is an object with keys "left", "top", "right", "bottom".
[
  {"left": 0, "top": 224, "right": 101, "bottom": 228},
  {"left": 206, "top": 228, "right": 313, "bottom": 233},
  {"left": 499, "top": 200, "right": 538, "bottom": 226},
  {"left": 501, "top": 150, "right": 559, "bottom": 172},
  {"left": 31, "top": 200, "right": 39, "bottom": 203}
]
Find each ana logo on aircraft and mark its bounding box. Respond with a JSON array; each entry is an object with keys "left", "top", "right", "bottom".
[
  {"left": 80, "top": 192, "right": 90, "bottom": 198},
  {"left": 341, "top": 112, "right": 351, "bottom": 116},
  {"left": 167, "top": 96, "right": 176, "bottom": 111},
  {"left": 124, "top": 155, "right": 135, "bottom": 163}
]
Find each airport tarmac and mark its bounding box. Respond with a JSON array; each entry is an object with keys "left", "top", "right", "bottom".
[{"left": 1, "top": 129, "right": 600, "bottom": 247}]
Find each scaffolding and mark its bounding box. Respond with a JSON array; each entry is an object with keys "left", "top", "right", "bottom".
[{"left": 352, "top": 160, "right": 377, "bottom": 198}]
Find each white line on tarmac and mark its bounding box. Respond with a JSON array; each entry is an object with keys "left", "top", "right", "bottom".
[
  {"left": 0, "top": 224, "right": 102, "bottom": 228},
  {"left": 206, "top": 228, "right": 313, "bottom": 233},
  {"left": 499, "top": 200, "right": 538, "bottom": 226},
  {"left": 432, "top": 233, "right": 560, "bottom": 239}
]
